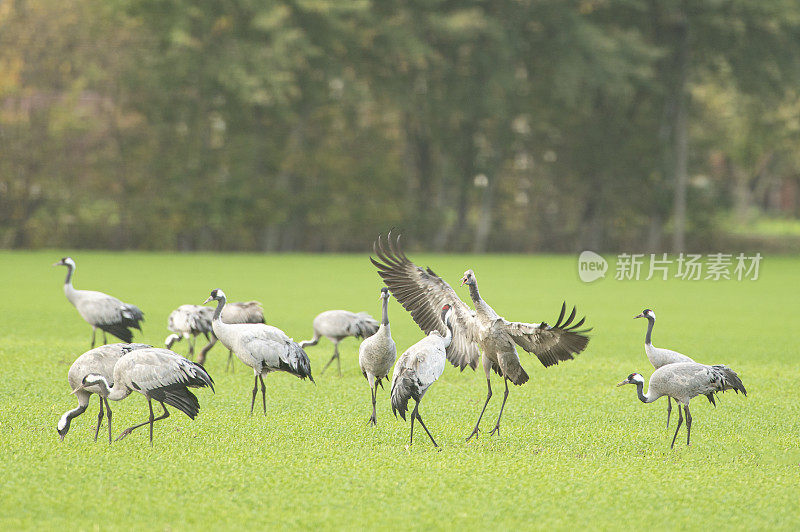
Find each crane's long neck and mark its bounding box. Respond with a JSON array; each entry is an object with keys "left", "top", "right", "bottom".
[
  {"left": 212, "top": 296, "right": 227, "bottom": 323},
  {"left": 467, "top": 282, "right": 481, "bottom": 304},
  {"left": 645, "top": 317, "right": 654, "bottom": 346},
  {"left": 63, "top": 264, "right": 78, "bottom": 303},
  {"left": 633, "top": 380, "right": 658, "bottom": 404},
  {"left": 381, "top": 296, "right": 389, "bottom": 326},
  {"left": 92, "top": 376, "right": 132, "bottom": 402},
  {"left": 442, "top": 315, "right": 454, "bottom": 348}
]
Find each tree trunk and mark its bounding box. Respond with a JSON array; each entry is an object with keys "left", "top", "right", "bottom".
[{"left": 671, "top": 7, "right": 690, "bottom": 253}]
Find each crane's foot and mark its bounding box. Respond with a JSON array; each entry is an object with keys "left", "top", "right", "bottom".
[
  {"left": 115, "top": 428, "right": 133, "bottom": 442},
  {"left": 465, "top": 427, "right": 480, "bottom": 442},
  {"left": 489, "top": 424, "right": 501, "bottom": 436},
  {"left": 404, "top": 443, "right": 412, "bottom": 453},
  {"left": 367, "top": 414, "right": 377, "bottom": 426}
]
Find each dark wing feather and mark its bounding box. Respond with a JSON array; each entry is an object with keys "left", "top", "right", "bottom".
[
  {"left": 370, "top": 232, "right": 480, "bottom": 370},
  {"left": 504, "top": 302, "right": 591, "bottom": 367}
]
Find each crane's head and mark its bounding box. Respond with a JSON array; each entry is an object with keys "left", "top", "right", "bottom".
[
  {"left": 57, "top": 412, "right": 72, "bottom": 441},
  {"left": 203, "top": 289, "right": 226, "bottom": 305},
  {"left": 634, "top": 308, "right": 656, "bottom": 320},
  {"left": 165, "top": 334, "right": 181, "bottom": 349},
  {"left": 53, "top": 257, "right": 75, "bottom": 268},
  {"left": 379, "top": 287, "right": 390, "bottom": 301},
  {"left": 73, "top": 374, "right": 111, "bottom": 396},
  {"left": 441, "top": 303, "right": 454, "bottom": 324},
  {"left": 616, "top": 373, "right": 645, "bottom": 387},
  {"left": 460, "top": 269, "right": 476, "bottom": 287}
]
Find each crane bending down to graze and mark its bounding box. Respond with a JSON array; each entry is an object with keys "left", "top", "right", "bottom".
[
  {"left": 372, "top": 232, "right": 591, "bottom": 441},
  {"left": 204, "top": 289, "right": 313, "bottom": 415},
  {"left": 617, "top": 362, "right": 747, "bottom": 448},
  {"left": 165, "top": 301, "right": 265, "bottom": 370},
  {"left": 165, "top": 305, "right": 213, "bottom": 359},
  {"left": 634, "top": 308, "right": 695, "bottom": 428},
  {"left": 73, "top": 347, "right": 214, "bottom": 445},
  {"left": 358, "top": 287, "right": 396, "bottom": 425},
  {"left": 390, "top": 304, "right": 454, "bottom": 450},
  {"left": 54, "top": 257, "right": 144, "bottom": 347},
  {"left": 300, "top": 310, "right": 379, "bottom": 376},
  {"left": 58, "top": 343, "right": 151, "bottom": 443}
]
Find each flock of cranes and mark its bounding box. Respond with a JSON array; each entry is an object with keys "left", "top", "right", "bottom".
[{"left": 54, "top": 231, "right": 747, "bottom": 449}]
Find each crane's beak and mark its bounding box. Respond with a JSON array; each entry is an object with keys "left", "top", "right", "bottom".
[
  {"left": 52, "top": 261, "right": 61, "bottom": 267},
  {"left": 202, "top": 296, "right": 213, "bottom": 304},
  {"left": 460, "top": 278, "right": 467, "bottom": 286},
  {"left": 69, "top": 386, "right": 83, "bottom": 395},
  {"left": 616, "top": 379, "right": 630, "bottom": 387},
  {"left": 633, "top": 313, "right": 644, "bottom": 319}
]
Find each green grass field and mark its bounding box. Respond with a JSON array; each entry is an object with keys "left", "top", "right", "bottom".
[{"left": 1, "top": 251, "right": 798, "bottom": 530}]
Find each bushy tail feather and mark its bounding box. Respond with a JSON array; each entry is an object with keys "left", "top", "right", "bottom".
[
  {"left": 282, "top": 343, "right": 314, "bottom": 382},
  {"left": 716, "top": 365, "right": 747, "bottom": 396},
  {"left": 354, "top": 313, "right": 380, "bottom": 339},
  {"left": 99, "top": 323, "right": 134, "bottom": 343},
  {"left": 150, "top": 386, "right": 201, "bottom": 419},
  {"left": 390, "top": 371, "right": 419, "bottom": 421}
]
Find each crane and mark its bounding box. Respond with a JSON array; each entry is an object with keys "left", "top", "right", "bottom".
[{"left": 617, "top": 362, "right": 747, "bottom": 448}]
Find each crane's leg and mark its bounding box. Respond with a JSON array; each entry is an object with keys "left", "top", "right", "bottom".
[
  {"left": 188, "top": 336, "right": 195, "bottom": 359},
  {"left": 489, "top": 378, "right": 510, "bottom": 436},
  {"left": 102, "top": 331, "right": 108, "bottom": 345},
  {"left": 368, "top": 384, "right": 377, "bottom": 426},
  {"left": 115, "top": 402, "right": 169, "bottom": 442},
  {"left": 320, "top": 343, "right": 339, "bottom": 376},
  {"left": 227, "top": 350, "right": 235, "bottom": 373},
  {"left": 670, "top": 404, "right": 684, "bottom": 449},
  {"left": 259, "top": 375, "right": 267, "bottom": 415},
  {"left": 104, "top": 397, "right": 113, "bottom": 444},
  {"left": 335, "top": 343, "right": 341, "bottom": 376},
  {"left": 685, "top": 405, "right": 692, "bottom": 446},
  {"left": 407, "top": 403, "right": 417, "bottom": 448},
  {"left": 91, "top": 327, "right": 97, "bottom": 348},
  {"left": 414, "top": 406, "right": 440, "bottom": 450},
  {"left": 466, "top": 379, "right": 492, "bottom": 442},
  {"left": 93, "top": 397, "right": 105, "bottom": 442},
  {"left": 197, "top": 335, "right": 216, "bottom": 368},
  {"left": 666, "top": 397, "right": 672, "bottom": 428},
  {"left": 250, "top": 376, "right": 259, "bottom": 415}
]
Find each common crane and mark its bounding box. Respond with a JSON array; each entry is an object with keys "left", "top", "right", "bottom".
[
  {"left": 300, "top": 310, "right": 379, "bottom": 376},
  {"left": 358, "top": 287, "right": 396, "bottom": 425},
  {"left": 204, "top": 289, "right": 313, "bottom": 415},
  {"left": 372, "top": 232, "right": 590, "bottom": 441},
  {"left": 617, "top": 362, "right": 747, "bottom": 448},
  {"left": 72, "top": 347, "right": 214, "bottom": 444},
  {"left": 58, "top": 343, "right": 151, "bottom": 443},
  {"left": 53, "top": 257, "right": 144, "bottom": 347},
  {"left": 165, "top": 301, "right": 265, "bottom": 370},
  {"left": 390, "top": 304, "right": 454, "bottom": 450},
  {"left": 634, "top": 308, "right": 695, "bottom": 428}
]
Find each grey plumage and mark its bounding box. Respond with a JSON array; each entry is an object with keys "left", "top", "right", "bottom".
[
  {"left": 390, "top": 304, "right": 454, "bottom": 449},
  {"left": 58, "top": 343, "right": 151, "bottom": 443},
  {"left": 634, "top": 308, "right": 696, "bottom": 428},
  {"left": 300, "top": 309, "right": 379, "bottom": 376},
  {"left": 74, "top": 347, "right": 214, "bottom": 444},
  {"left": 618, "top": 362, "right": 747, "bottom": 448},
  {"left": 204, "top": 289, "right": 313, "bottom": 416},
  {"left": 164, "top": 301, "right": 265, "bottom": 369},
  {"left": 371, "top": 232, "right": 590, "bottom": 440},
  {"left": 358, "top": 287, "right": 396, "bottom": 425},
  {"left": 54, "top": 257, "right": 144, "bottom": 346}
]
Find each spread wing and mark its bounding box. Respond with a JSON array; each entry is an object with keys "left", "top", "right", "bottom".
[
  {"left": 504, "top": 302, "right": 591, "bottom": 367},
  {"left": 370, "top": 232, "right": 480, "bottom": 371}
]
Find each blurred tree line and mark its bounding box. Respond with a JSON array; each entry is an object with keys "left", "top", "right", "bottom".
[{"left": 1, "top": 0, "right": 799, "bottom": 252}]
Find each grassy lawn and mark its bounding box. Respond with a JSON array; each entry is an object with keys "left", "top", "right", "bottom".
[{"left": 0, "top": 251, "right": 798, "bottom": 530}]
